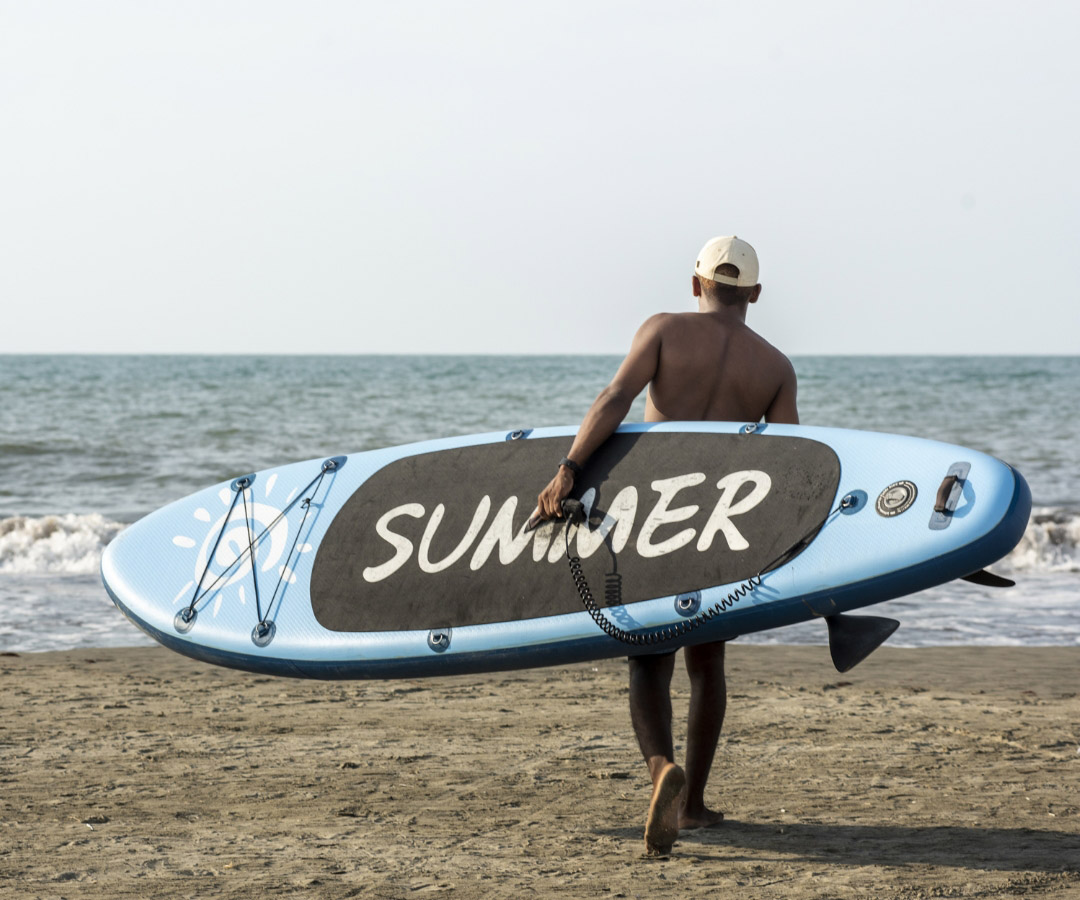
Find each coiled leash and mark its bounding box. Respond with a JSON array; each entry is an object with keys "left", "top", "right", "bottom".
[{"left": 560, "top": 494, "right": 853, "bottom": 646}]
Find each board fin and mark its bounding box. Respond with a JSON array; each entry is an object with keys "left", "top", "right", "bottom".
[
  {"left": 960, "top": 569, "right": 1015, "bottom": 588},
  {"left": 825, "top": 614, "right": 900, "bottom": 673}
]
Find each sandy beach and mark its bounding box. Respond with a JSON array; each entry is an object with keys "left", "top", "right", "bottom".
[{"left": 2, "top": 644, "right": 1078, "bottom": 899}]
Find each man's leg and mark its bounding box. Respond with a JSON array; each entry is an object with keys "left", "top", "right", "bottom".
[
  {"left": 679, "top": 640, "right": 727, "bottom": 829},
  {"left": 629, "top": 651, "right": 676, "bottom": 777},
  {"left": 629, "top": 651, "right": 685, "bottom": 854}
]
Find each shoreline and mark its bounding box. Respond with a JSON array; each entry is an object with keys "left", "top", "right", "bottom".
[{"left": 3, "top": 645, "right": 1078, "bottom": 898}]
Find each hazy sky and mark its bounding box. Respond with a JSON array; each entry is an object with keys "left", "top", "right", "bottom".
[{"left": 2, "top": 1, "right": 1078, "bottom": 355}]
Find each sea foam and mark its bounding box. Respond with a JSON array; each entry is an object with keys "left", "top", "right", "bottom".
[
  {"left": 0, "top": 514, "right": 125, "bottom": 575},
  {"left": 0, "top": 507, "right": 1076, "bottom": 578},
  {"left": 1000, "top": 508, "right": 1080, "bottom": 574}
]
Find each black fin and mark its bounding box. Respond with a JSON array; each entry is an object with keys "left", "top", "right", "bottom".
[
  {"left": 960, "top": 569, "right": 1015, "bottom": 588},
  {"left": 825, "top": 614, "right": 901, "bottom": 673}
]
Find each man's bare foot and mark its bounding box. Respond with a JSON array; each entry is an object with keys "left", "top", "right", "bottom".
[
  {"left": 644, "top": 763, "right": 686, "bottom": 855},
  {"left": 678, "top": 805, "right": 725, "bottom": 830}
]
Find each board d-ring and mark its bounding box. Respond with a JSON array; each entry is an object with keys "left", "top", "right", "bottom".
[
  {"left": 840, "top": 490, "right": 867, "bottom": 514},
  {"left": 251, "top": 620, "right": 276, "bottom": 647},
  {"left": 322, "top": 456, "right": 347, "bottom": 472},
  {"left": 427, "top": 628, "right": 452, "bottom": 652},
  {"left": 674, "top": 591, "right": 701, "bottom": 617},
  {"left": 230, "top": 474, "right": 257, "bottom": 492},
  {"left": 174, "top": 607, "right": 197, "bottom": 633}
]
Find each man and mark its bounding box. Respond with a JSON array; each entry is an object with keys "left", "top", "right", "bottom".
[{"left": 533, "top": 235, "right": 799, "bottom": 855}]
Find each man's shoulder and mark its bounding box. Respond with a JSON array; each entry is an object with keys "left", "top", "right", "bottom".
[
  {"left": 732, "top": 327, "right": 796, "bottom": 387},
  {"left": 756, "top": 331, "right": 793, "bottom": 362},
  {"left": 631, "top": 312, "right": 685, "bottom": 343},
  {"left": 762, "top": 340, "right": 796, "bottom": 383},
  {"left": 640, "top": 311, "right": 682, "bottom": 327},
  {"left": 639, "top": 311, "right": 695, "bottom": 333}
]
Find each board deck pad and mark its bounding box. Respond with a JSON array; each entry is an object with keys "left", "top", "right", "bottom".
[{"left": 311, "top": 433, "right": 840, "bottom": 632}]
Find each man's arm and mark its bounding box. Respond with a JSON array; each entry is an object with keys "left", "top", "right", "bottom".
[
  {"left": 764, "top": 358, "right": 799, "bottom": 425},
  {"left": 534, "top": 315, "right": 665, "bottom": 520}
]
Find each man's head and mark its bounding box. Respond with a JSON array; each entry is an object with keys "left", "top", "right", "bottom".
[{"left": 692, "top": 235, "right": 761, "bottom": 306}]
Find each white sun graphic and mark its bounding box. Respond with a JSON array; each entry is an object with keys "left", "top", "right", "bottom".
[{"left": 170, "top": 474, "right": 313, "bottom": 618}]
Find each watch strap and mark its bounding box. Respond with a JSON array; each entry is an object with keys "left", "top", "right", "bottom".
[{"left": 559, "top": 457, "right": 584, "bottom": 478}]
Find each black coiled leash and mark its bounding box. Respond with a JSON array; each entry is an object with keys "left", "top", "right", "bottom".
[{"left": 560, "top": 495, "right": 849, "bottom": 646}]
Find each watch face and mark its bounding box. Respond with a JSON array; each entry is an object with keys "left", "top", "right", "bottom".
[{"left": 876, "top": 480, "right": 917, "bottom": 517}]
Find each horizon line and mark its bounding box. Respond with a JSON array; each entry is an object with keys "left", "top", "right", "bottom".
[{"left": 2, "top": 351, "right": 1078, "bottom": 359}]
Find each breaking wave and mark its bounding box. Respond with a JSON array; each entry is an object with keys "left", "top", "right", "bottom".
[
  {"left": 0, "top": 507, "right": 1076, "bottom": 577},
  {"left": 1000, "top": 508, "right": 1080, "bottom": 574},
  {"left": 0, "top": 514, "right": 126, "bottom": 575}
]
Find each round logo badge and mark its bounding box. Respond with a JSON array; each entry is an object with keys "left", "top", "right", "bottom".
[{"left": 876, "top": 481, "right": 918, "bottom": 517}]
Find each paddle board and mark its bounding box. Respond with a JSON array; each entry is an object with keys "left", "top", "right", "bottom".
[{"left": 101, "top": 422, "right": 1030, "bottom": 678}]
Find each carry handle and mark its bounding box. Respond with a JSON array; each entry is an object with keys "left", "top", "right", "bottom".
[{"left": 934, "top": 474, "right": 960, "bottom": 513}]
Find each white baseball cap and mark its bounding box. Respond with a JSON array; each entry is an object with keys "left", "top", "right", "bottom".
[{"left": 694, "top": 235, "right": 759, "bottom": 286}]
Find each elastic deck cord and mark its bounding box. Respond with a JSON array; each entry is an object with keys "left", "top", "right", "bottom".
[
  {"left": 181, "top": 466, "right": 331, "bottom": 624},
  {"left": 563, "top": 495, "right": 851, "bottom": 646}
]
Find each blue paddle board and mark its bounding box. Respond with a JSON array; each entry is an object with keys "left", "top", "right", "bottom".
[{"left": 101, "top": 422, "right": 1030, "bottom": 678}]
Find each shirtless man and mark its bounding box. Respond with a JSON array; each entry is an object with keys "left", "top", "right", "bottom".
[{"left": 534, "top": 236, "right": 799, "bottom": 855}]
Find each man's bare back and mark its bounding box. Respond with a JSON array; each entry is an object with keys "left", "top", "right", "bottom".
[{"left": 643, "top": 310, "right": 798, "bottom": 425}]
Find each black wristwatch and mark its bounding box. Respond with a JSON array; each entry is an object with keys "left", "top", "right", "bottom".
[{"left": 559, "top": 457, "right": 584, "bottom": 479}]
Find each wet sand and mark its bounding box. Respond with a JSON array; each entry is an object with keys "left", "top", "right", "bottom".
[{"left": 2, "top": 645, "right": 1078, "bottom": 899}]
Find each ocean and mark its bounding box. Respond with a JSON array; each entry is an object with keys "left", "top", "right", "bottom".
[{"left": 1, "top": 354, "right": 1077, "bottom": 654}]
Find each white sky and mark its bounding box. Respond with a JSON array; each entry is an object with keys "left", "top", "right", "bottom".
[{"left": 2, "top": 1, "right": 1078, "bottom": 355}]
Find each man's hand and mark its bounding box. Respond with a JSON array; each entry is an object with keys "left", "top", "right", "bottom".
[{"left": 534, "top": 467, "right": 575, "bottom": 523}]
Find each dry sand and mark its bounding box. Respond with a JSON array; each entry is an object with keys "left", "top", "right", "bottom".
[{"left": 2, "top": 644, "right": 1078, "bottom": 899}]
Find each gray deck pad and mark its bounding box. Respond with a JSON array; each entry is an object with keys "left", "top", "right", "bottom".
[{"left": 311, "top": 432, "right": 840, "bottom": 632}]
